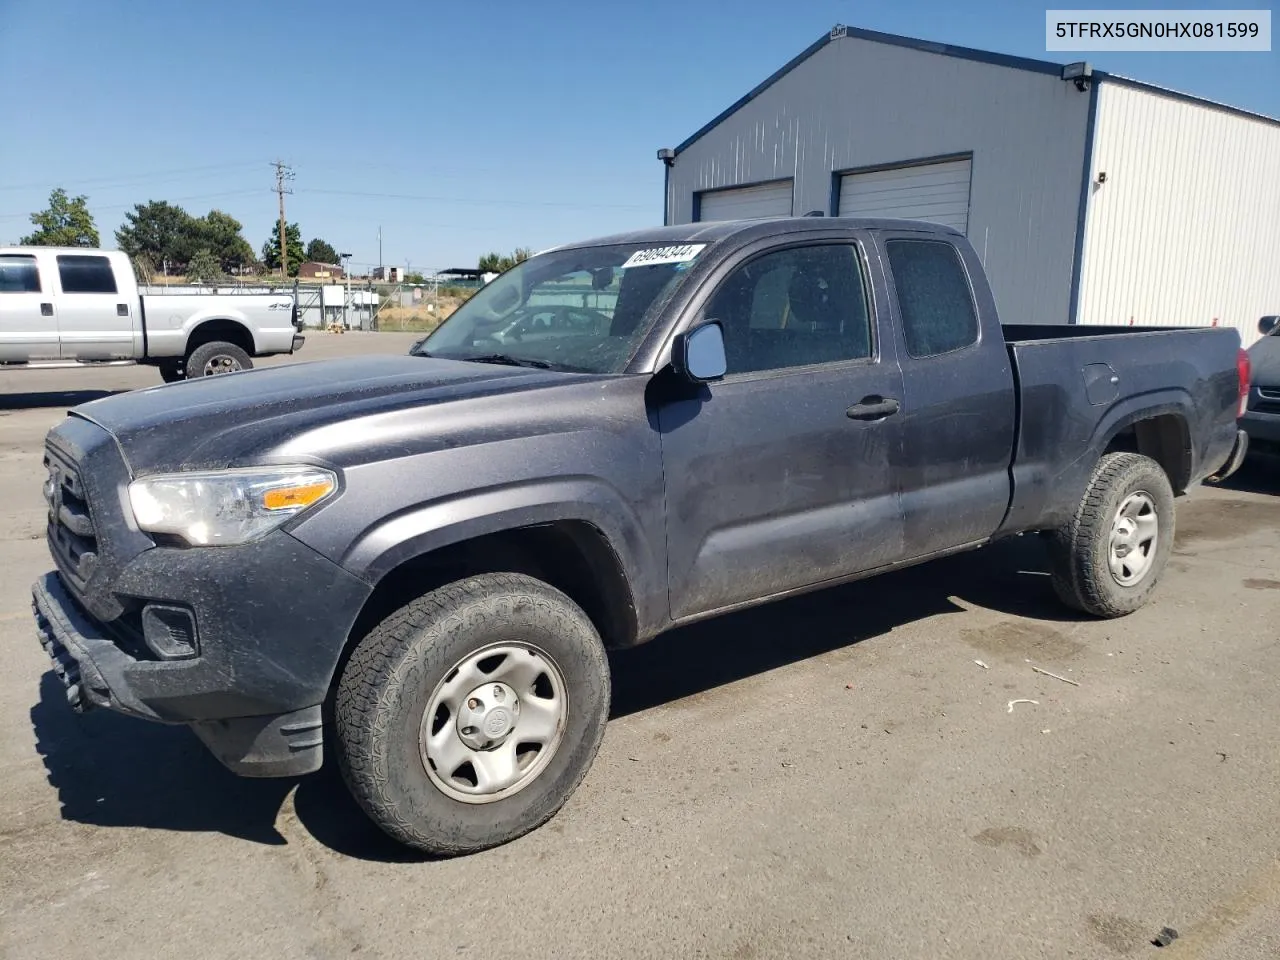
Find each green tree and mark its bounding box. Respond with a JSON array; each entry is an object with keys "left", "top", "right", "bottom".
[
  {"left": 261, "top": 222, "right": 304, "bottom": 276},
  {"left": 478, "top": 247, "right": 531, "bottom": 273},
  {"left": 115, "top": 200, "right": 195, "bottom": 269},
  {"left": 116, "top": 203, "right": 255, "bottom": 274},
  {"left": 131, "top": 254, "right": 156, "bottom": 285},
  {"left": 195, "top": 210, "right": 256, "bottom": 274},
  {"left": 185, "top": 248, "right": 223, "bottom": 284},
  {"left": 304, "top": 238, "right": 338, "bottom": 264},
  {"left": 22, "top": 188, "right": 100, "bottom": 247}
]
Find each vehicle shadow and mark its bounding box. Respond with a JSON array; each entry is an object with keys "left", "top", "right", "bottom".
[
  {"left": 0, "top": 389, "right": 126, "bottom": 410},
  {"left": 30, "top": 535, "right": 1073, "bottom": 862},
  {"left": 29, "top": 672, "right": 296, "bottom": 846},
  {"left": 1207, "top": 455, "right": 1280, "bottom": 497},
  {"left": 609, "top": 535, "right": 1075, "bottom": 718}
]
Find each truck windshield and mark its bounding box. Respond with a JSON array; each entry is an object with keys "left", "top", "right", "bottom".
[{"left": 414, "top": 242, "right": 708, "bottom": 373}]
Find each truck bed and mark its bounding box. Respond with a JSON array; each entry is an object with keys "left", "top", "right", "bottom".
[
  {"left": 1002, "top": 323, "right": 1186, "bottom": 342},
  {"left": 998, "top": 323, "right": 1242, "bottom": 536}
]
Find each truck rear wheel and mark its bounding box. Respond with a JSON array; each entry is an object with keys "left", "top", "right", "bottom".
[
  {"left": 1048, "top": 452, "right": 1175, "bottom": 618},
  {"left": 334, "top": 573, "right": 610, "bottom": 856},
  {"left": 185, "top": 341, "right": 252, "bottom": 378}
]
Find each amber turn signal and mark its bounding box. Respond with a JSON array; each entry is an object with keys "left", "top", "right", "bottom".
[{"left": 262, "top": 479, "right": 336, "bottom": 511}]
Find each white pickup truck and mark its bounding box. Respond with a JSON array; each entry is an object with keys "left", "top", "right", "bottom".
[{"left": 0, "top": 247, "right": 304, "bottom": 382}]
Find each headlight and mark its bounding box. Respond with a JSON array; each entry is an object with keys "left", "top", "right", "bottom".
[{"left": 128, "top": 466, "right": 338, "bottom": 546}]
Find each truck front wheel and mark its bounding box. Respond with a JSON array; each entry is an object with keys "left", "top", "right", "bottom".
[
  {"left": 185, "top": 341, "right": 252, "bottom": 378},
  {"left": 1048, "top": 452, "right": 1175, "bottom": 618},
  {"left": 157, "top": 360, "right": 184, "bottom": 383},
  {"left": 334, "top": 573, "right": 611, "bottom": 856}
]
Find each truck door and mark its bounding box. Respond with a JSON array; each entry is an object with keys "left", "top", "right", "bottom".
[
  {"left": 878, "top": 232, "right": 1017, "bottom": 558},
  {"left": 658, "top": 238, "right": 907, "bottom": 621},
  {"left": 53, "top": 254, "right": 134, "bottom": 360},
  {"left": 0, "top": 252, "right": 59, "bottom": 361}
]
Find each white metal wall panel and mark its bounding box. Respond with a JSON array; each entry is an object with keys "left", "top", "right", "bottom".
[
  {"left": 696, "top": 180, "right": 793, "bottom": 221},
  {"left": 665, "top": 36, "right": 1091, "bottom": 325},
  {"left": 1077, "top": 83, "right": 1280, "bottom": 347},
  {"left": 837, "top": 159, "right": 971, "bottom": 232}
]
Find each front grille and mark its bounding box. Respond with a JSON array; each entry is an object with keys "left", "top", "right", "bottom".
[{"left": 43, "top": 447, "right": 99, "bottom": 589}]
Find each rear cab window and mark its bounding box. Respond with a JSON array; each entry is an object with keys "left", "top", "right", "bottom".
[
  {"left": 0, "top": 254, "right": 42, "bottom": 293},
  {"left": 885, "top": 239, "right": 979, "bottom": 358},
  {"left": 56, "top": 255, "right": 118, "bottom": 294}
]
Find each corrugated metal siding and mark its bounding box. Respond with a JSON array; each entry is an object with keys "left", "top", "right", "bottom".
[
  {"left": 837, "top": 158, "right": 972, "bottom": 232},
  {"left": 697, "top": 180, "right": 794, "bottom": 220},
  {"left": 1078, "top": 83, "right": 1280, "bottom": 347},
  {"left": 666, "top": 35, "right": 1091, "bottom": 325}
]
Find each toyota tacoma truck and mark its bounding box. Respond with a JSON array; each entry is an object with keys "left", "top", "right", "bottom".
[
  {"left": 31, "top": 217, "right": 1250, "bottom": 856},
  {"left": 0, "top": 247, "right": 304, "bottom": 381}
]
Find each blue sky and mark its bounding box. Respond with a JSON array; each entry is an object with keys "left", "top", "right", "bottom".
[{"left": 1, "top": 0, "right": 1275, "bottom": 272}]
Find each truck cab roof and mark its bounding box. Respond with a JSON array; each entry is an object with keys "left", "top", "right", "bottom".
[
  {"left": 544, "top": 216, "right": 965, "bottom": 255},
  {"left": 0, "top": 246, "right": 131, "bottom": 257}
]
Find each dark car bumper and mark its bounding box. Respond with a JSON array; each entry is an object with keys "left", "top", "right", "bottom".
[
  {"left": 31, "top": 532, "right": 372, "bottom": 778},
  {"left": 291, "top": 332, "right": 306, "bottom": 352},
  {"left": 1241, "top": 405, "right": 1280, "bottom": 452}
]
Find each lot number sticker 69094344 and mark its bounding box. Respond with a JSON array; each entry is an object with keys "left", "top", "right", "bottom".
[{"left": 621, "top": 244, "right": 707, "bottom": 269}]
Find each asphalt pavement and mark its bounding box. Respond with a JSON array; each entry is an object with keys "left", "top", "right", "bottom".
[{"left": 2, "top": 333, "right": 1278, "bottom": 960}]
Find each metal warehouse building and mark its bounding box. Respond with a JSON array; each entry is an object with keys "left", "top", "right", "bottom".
[{"left": 659, "top": 24, "right": 1280, "bottom": 345}]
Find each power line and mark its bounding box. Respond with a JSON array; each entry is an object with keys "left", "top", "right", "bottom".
[
  {"left": 300, "top": 188, "right": 650, "bottom": 210},
  {"left": 0, "top": 188, "right": 265, "bottom": 222},
  {"left": 0, "top": 161, "right": 264, "bottom": 193}
]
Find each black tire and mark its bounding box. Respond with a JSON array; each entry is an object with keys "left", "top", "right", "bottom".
[
  {"left": 157, "top": 360, "right": 185, "bottom": 383},
  {"left": 334, "top": 573, "right": 610, "bottom": 856},
  {"left": 1048, "top": 452, "right": 1175, "bottom": 618},
  {"left": 184, "top": 341, "right": 252, "bottom": 378}
]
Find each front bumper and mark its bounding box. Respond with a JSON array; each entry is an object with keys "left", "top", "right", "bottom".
[
  {"left": 33, "top": 571, "right": 325, "bottom": 776},
  {"left": 291, "top": 332, "right": 306, "bottom": 353},
  {"left": 31, "top": 528, "right": 373, "bottom": 777},
  {"left": 34, "top": 571, "right": 158, "bottom": 720}
]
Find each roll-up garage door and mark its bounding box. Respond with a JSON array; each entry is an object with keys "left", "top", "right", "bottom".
[
  {"left": 837, "top": 158, "right": 971, "bottom": 233},
  {"left": 695, "top": 180, "right": 793, "bottom": 221}
]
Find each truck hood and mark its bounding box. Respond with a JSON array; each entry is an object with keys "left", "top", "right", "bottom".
[
  {"left": 70, "top": 355, "right": 591, "bottom": 474},
  {"left": 1248, "top": 335, "right": 1280, "bottom": 387}
]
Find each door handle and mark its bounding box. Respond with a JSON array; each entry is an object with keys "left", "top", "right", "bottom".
[
  {"left": 40, "top": 303, "right": 54, "bottom": 317},
  {"left": 846, "top": 396, "right": 901, "bottom": 421}
]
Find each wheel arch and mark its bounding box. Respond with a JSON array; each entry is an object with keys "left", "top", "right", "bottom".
[
  {"left": 1096, "top": 402, "right": 1193, "bottom": 493},
  {"left": 327, "top": 518, "right": 639, "bottom": 714},
  {"left": 349, "top": 518, "right": 638, "bottom": 648},
  {"left": 185, "top": 317, "right": 256, "bottom": 357}
]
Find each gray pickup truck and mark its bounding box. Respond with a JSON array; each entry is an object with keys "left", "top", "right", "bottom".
[{"left": 31, "top": 217, "right": 1250, "bottom": 856}]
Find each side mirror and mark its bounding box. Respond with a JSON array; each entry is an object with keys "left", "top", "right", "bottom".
[
  {"left": 671, "top": 320, "right": 727, "bottom": 384},
  {"left": 1260, "top": 316, "right": 1279, "bottom": 336}
]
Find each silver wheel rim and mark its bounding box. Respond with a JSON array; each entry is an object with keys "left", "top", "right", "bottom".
[
  {"left": 202, "top": 354, "right": 242, "bottom": 376},
  {"left": 1108, "top": 490, "right": 1159, "bottom": 586},
  {"left": 419, "top": 641, "right": 567, "bottom": 804}
]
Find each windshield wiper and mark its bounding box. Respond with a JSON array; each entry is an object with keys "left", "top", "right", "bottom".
[{"left": 463, "top": 353, "right": 556, "bottom": 370}]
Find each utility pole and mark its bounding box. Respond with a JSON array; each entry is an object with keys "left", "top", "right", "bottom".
[
  {"left": 378, "top": 226, "right": 383, "bottom": 278},
  {"left": 272, "top": 160, "right": 295, "bottom": 279}
]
